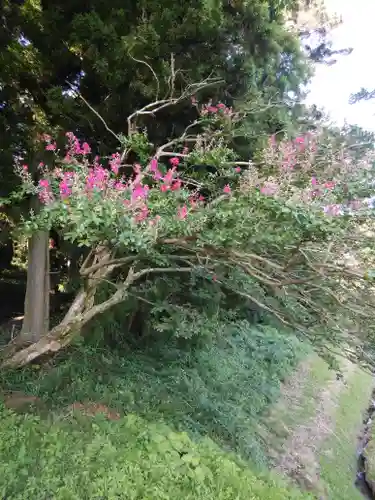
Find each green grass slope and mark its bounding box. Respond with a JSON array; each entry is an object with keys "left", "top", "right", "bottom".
[
  {"left": 0, "top": 323, "right": 307, "bottom": 467},
  {"left": 0, "top": 405, "right": 312, "bottom": 500}
]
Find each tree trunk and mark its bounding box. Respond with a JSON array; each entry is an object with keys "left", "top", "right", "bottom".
[
  {"left": 1, "top": 245, "right": 121, "bottom": 368},
  {"left": 21, "top": 230, "right": 50, "bottom": 342}
]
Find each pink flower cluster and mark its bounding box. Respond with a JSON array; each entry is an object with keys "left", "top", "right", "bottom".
[
  {"left": 267, "top": 132, "right": 317, "bottom": 170},
  {"left": 194, "top": 97, "right": 233, "bottom": 117},
  {"left": 34, "top": 132, "right": 235, "bottom": 224},
  {"left": 260, "top": 133, "right": 365, "bottom": 217}
]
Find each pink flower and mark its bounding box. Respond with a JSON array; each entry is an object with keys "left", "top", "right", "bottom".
[
  {"left": 349, "top": 200, "right": 361, "bottom": 211},
  {"left": 223, "top": 184, "right": 231, "bottom": 194},
  {"left": 324, "top": 204, "right": 342, "bottom": 216},
  {"left": 169, "top": 157, "right": 180, "bottom": 167},
  {"left": 39, "top": 179, "right": 49, "bottom": 188},
  {"left": 282, "top": 153, "right": 296, "bottom": 169},
  {"left": 311, "top": 177, "right": 318, "bottom": 186},
  {"left": 149, "top": 215, "right": 161, "bottom": 226},
  {"left": 81, "top": 142, "right": 91, "bottom": 155},
  {"left": 59, "top": 180, "right": 71, "bottom": 199},
  {"left": 22, "top": 164, "right": 28, "bottom": 171},
  {"left": 163, "top": 168, "right": 176, "bottom": 186},
  {"left": 269, "top": 134, "right": 276, "bottom": 148},
  {"left": 131, "top": 184, "right": 149, "bottom": 201},
  {"left": 177, "top": 205, "right": 188, "bottom": 220},
  {"left": 65, "top": 132, "right": 82, "bottom": 157},
  {"left": 109, "top": 153, "right": 121, "bottom": 175},
  {"left": 217, "top": 103, "right": 225, "bottom": 109},
  {"left": 150, "top": 157, "right": 160, "bottom": 178},
  {"left": 42, "top": 134, "right": 52, "bottom": 143},
  {"left": 38, "top": 179, "right": 53, "bottom": 204},
  {"left": 260, "top": 182, "right": 278, "bottom": 196},
  {"left": 171, "top": 180, "right": 182, "bottom": 191},
  {"left": 134, "top": 206, "right": 149, "bottom": 222},
  {"left": 45, "top": 143, "right": 56, "bottom": 151},
  {"left": 150, "top": 158, "right": 158, "bottom": 172},
  {"left": 85, "top": 165, "right": 109, "bottom": 191},
  {"left": 115, "top": 182, "right": 126, "bottom": 191},
  {"left": 235, "top": 167, "right": 241, "bottom": 173},
  {"left": 74, "top": 141, "right": 82, "bottom": 155},
  {"left": 311, "top": 189, "right": 321, "bottom": 198},
  {"left": 294, "top": 136, "right": 306, "bottom": 152},
  {"left": 207, "top": 106, "right": 218, "bottom": 113},
  {"left": 324, "top": 181, "right": 335, "bottom": 190},
  {"left": 188, "top": 195, "right": 200, "bottom": 209},
  {"left": 160, "top": 184, "right": 169, "bottom": 192}
]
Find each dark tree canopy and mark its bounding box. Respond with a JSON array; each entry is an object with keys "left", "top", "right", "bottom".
[{"left": 0, "top": 0, "right": 311, "bottom": 199}]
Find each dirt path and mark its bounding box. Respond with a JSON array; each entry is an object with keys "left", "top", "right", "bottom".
[{"left": 274, "top": 358, "right": 355, "bottom": 497}]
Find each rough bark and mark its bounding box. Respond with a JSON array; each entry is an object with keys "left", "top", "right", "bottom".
[
  {"left": 0, "top": 244, "right": 191, "bottom": 369},
  {"left": 1, "top": 272, "right": 131, "bottom": 368},
  {"left": 1, "top": 245, "right": 118, "bottom": 368},
  {"left": 21, "top": 230, "right": 50, "bottom": 342}
]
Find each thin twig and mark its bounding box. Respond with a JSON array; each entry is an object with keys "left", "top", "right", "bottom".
[{"left": 66, "top": 81, "right": 121, "bottom": 143}]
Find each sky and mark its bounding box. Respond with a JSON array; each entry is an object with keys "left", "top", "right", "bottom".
[{"left": 305, "top": 0, "right": 375, "bottom": 131}]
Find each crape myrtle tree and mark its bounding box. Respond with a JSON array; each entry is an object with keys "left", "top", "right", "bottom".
[
  {"left": 0, "top": 0, "right": 311, "bottom": 343},
  {"left": 2, "top": 68, "right": 375, "bottom": 369}
]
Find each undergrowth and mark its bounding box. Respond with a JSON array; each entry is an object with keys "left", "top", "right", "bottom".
[
  {"left": 0, "top": 405, "right": 312, "bottom": 499},
  {"left": 0, "top": 321, "right": 308, "bottom": 467}
]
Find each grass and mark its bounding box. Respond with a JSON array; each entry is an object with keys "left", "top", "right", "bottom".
[
  {"left": 261, "top": 354, "right": 333, "bottom": 458},
  {"left": 0, "top": 322, "right": 307, "bottom": 468},
  {"left": 319, "top": 365, "right": 373, "bottom": 499},
  {"left": 260, "top": 352, "right": 373, "bottom": 499},
  {"left": 1, "top": 318, "right": 371, "bottom": 499},
  {"left": 0, "top": 404, "right": 313, "bottom": 500}
]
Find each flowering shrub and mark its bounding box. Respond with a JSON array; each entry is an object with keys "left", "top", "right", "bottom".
[
  {"left": 249, "top": 129, "right": 375, "bottom": 219},
  {"left": 18, "top": 138, "right": 235, "bottom": 252},
  {"left": 4, "top": 90, "right": 375, "bottom": 368}
]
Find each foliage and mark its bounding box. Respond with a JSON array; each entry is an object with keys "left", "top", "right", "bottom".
[
  {"left": 0, "top": 403, "right": 312, "bottom": 500},
  {"left": 350, "top": 88, "right": 375, "bottom": 104},
  {"left": 3, "top": 84, "right": 375, "bottom": 369},
  {"left": 319, "top": 365, "right": 373, "bottom": 500},
  {"left": 0, "top": 0, "right": 309, "bottom": 207},
  {"left": 0, "top": 322, "right": 306, "bottom": 466},
  {"left": 286, "top": 0, "right": 353, "bottom": 65}
]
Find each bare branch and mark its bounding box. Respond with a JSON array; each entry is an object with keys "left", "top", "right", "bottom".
[
  {"left": 134, "top": 266, "right": 193, "bottom": 280},
  {"left": 80, "top": 256, "right": 137, "bottom": 277},
  {"left": 66, "top": 81, "right": 121, "bottom": 143},
  {"left": 126, "top": 75, "right": 223, "bottom": 138},
  {"left": 128, "top": 52, "right": 160, "bottom": 101}
]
